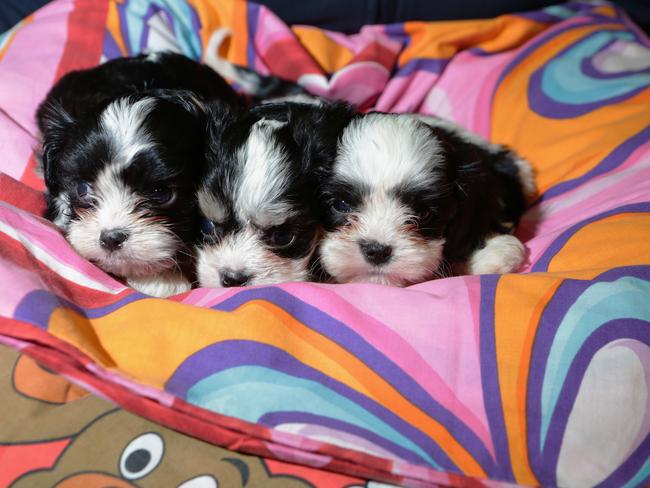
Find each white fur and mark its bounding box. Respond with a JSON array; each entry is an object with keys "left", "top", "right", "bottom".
[
  {"left": 100, "top": 97, "right": 156, "bottom": 168},
  {"left": 321, "top": 114, "right": 448, "bottom": 286},
  {"left": 196, "top": 225, "right": 310, "bottom": 287},
  {"left": 407, "top": 113, "right": 501, "bottom": 154},
  {"left": 468, "top": 234, "right": 526, "bottom": 275},
  {"left": 93, "top": 168, "right": 144, "bottom": 232},
  {"left": 66, "top": 166, "right": 180, "bottom": 278},
  {"left": 234, "top": 119, "right": 294, "bottom": 226},
  {"left": 321, "top": 233, "right": 445, "bottom": 286},
  {"left": 324, "top": 113, "right": 532, "bottom": 285},
  {"left": 196, "top": 116, "right": 315, "bottom": 287},
  {"left": 320, "top": 192, "right": 446, "bottom": 287},
  {"left": 197, "top": 188, "right": 228, "bottom": 223},
  {"left": 62, "top": 97, "right": 184, "bottom": 279},
  {"left": 262, "top": 93, "right": 323, "bottom": 106},
  {"left": 336, "top": 114, "right": 442, "bottom": 190},
  {"left": 145, "top": 51, "right": 163, "bottom": 63},
  {"left": 52, "top": 192, "right": 71, "bottom": 228},
  {"left": 351, "top": 193, "right": 413, "bottom": 245},
  {"left": 128, "top": 270, "right": 191, "bottom": 297},
  {"left": 513, "top": 157, "right": 537, "bottom": 201}
]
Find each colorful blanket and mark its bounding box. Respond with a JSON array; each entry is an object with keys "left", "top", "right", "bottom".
[{"left": 1, "top": 0, "right": 649, "bottom": 486}]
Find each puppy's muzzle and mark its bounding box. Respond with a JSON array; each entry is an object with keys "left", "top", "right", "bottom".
[
  {"left": 99, "top": 228, "right": 129, "bottom": 252},
  {"left": 220, "top": 269, "right": 251, "bottom": 287},
  {"left": 359, "top": 239, "right": 393, "bottom": 266}
]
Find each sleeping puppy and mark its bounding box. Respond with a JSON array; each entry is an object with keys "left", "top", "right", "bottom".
[
  {"left": 36, "top": 53, "right": 241, "bottom": 297},
  {"left": 194, "top": 102, "right": 348, "bottom": 288},
  {"left": 316, "top": 109, "right": 536, "bottom": 286}
]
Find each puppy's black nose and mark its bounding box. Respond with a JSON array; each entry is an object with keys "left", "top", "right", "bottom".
[
  {"left": 360, "top": 240, "right": 393, "bottom": 265},
  {"left": 99, "top": 229, "right": 129, "bottom": 252},
  {"left": 220, "top": 270, "right": 251, "bottom": 288}
]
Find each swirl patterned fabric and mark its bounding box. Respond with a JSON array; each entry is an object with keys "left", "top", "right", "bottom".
[{"left": 0, "top": 0, "right": 649, "bottom": 486}]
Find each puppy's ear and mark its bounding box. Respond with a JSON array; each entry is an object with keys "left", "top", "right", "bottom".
[
  {"left": 285, "top": 101, "right": 354, "bottom": 172},
  {"left": 146, "top": 88, "right": 208, "bottom": 119},
  {"left": 36, "top": 100, "right": 75, "bottom": 185},
  {"left": 205, "top": 99, "right": 243, "bottom": 147},
  {"left": 426, "top": 123, "right": 528, "bottom": 262}
]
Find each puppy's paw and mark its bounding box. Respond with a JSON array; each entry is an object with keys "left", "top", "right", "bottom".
[
  {"left": 468, "top": 235, "right": 526, "bottom": 275},
  {"left": 127, "top": 272, "right": 192, "bottom": 298}
]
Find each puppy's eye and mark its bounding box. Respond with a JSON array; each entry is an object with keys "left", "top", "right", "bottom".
[
  {"left": 332, "top": 200, "right": 352, "bottom": 214},
  {"left": 75, "top": 181, "right": 93, "bottom": 208},
  {"left": 269, "top": 229, "right": 297, "bottom": 249},
  {"left": 200, "top": 218, "right": 225, "bottom": 243},
  {"left": 151, "top": 188, "right": 175, "bottom": 207},
  {"left": 200, "top": 219, "right": 215, "bottom": 235}
]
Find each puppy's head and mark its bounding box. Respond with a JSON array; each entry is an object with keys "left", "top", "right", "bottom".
[
  {"left": 39, "top": 90, "right": 206, "bottom": 279},
  {"left": 319, "top": 114, "right": 457, "bottom": 286},
  {"left": 195, "top": 102, "right": 348, "bottom": 288}
]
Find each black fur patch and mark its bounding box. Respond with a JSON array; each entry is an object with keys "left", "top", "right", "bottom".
[
  {"left": 426, "top": 125, "right": 527, "bottom": 263},
  {"left": 200, "top": 103, "right": 327, "bottom": 261},
  {"left": 36, "top": 52, "right": 242, "bottom": 281}
]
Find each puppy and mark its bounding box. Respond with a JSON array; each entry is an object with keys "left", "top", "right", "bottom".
[
  {"left": 194, "top": 102, "right": 348, "bottom": 288},
  {"left": 315, "top": 109, "right": 536, "bottom": 286},
  {"left": 37, "top": 53, "right": 240, "bottom": 297}
]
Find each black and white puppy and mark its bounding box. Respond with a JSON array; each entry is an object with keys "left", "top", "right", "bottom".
[
  {"left": 194, "top": 102, "right": 348, "bottom": 288},
  {"left": 316, "top": 109, "right": 536, "bottom": 286},
  {"left": 37, "top": 52, "right": 241, "bottom": 297}
]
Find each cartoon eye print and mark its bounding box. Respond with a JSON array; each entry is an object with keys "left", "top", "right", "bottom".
[
  {"left": 178, "top": 475, "right": 219, "bottom": 488},
  {"left": 119, "top": 432, "right": 165, "bottom": 480}
]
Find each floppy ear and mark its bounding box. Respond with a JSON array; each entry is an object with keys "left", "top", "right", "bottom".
[
  {"left": 285, "top": 101, "right": 354, "bottom": 173},
  {"left": 425, "top": 123, "right": 528, "bottom": 263},
  {"left": 204, "top": 99, "right": 244, "bottom": 151},
  {"left": 251, "top": 100, "right": 354, "bottom": 171},
  {"left": 36, "top": 100, "right": 75, "bottom": 185}
]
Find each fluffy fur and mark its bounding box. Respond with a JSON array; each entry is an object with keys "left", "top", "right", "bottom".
[
  {"left": 260, "top": 98, "right": 535, "bottom": 286},
  {"left": 36, "top": 53, "right": 243, "bottom": 296},
  {"left": 194, "top": 102, "right": 349, "bottom": 288},
  {"left": 320, "top": 110, "right": 536, "bottom": 285},
  {"left": 38, "top": 51, "right": 306, "bottom": 296}
]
